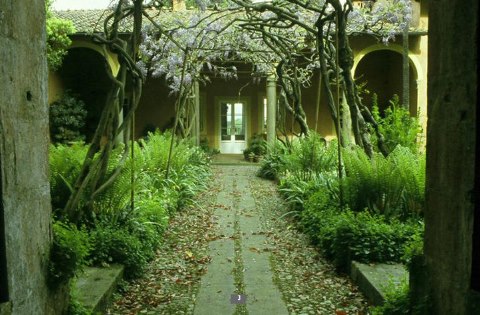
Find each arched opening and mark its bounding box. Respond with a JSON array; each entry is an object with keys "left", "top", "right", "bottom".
[
  {"left": 354, "top": 49, "right": 418, "bottom": 116},
  {"left": 58, "top": 47, "right": 112, "bottom": 142}
]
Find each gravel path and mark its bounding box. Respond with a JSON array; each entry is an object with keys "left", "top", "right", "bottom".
[{"left": 108, "top": 164, "right": 369, "bottom": 314}]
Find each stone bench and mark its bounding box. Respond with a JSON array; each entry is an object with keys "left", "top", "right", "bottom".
[
  {"left": 350, "top": 261, "right": 409, "bottom": 306},
  {"left": 75, "top": 264, "right": 124, "bottom": 313}
]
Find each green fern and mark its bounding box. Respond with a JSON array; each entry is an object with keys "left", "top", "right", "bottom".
[
  {"left": 343, "top": 147, "right": 425, "bottom": 220},
  {"left": 370, "top": 93, "right": 422, "bottom": 154},
  {"left": 49, "top": 142, "right": 88, "bottom": 213}
]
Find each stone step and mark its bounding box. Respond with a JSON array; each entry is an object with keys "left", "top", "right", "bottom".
[
  {"left": 350, "top": 261, "right": 409, "bottom": 306},
  {"left": 75, "top": 264, "right": 124, "bottom": 313}
]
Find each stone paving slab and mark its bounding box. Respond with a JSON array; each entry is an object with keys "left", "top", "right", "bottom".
[
  {"left": 76, "top": 264, "right": 124, "bottom": 314},
  {"left": 194, "top": 165, "right": 288, "bottom": 314},
  {"left": 351, "top": 261, "right": 409, "bottom": 306}
]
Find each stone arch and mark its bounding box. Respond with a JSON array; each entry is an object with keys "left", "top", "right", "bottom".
[
  {"left": 352, "top": 44, "right": 423, "bottom": 116},
  {"left": 70, "top": 39, "right": 120, "bottom": 76},
  {"left": 57, "top": 46, "right": 113, "bottom": 141}
]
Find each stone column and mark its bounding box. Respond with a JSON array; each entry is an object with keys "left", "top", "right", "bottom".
[{"left": 266, "top": 74, "right": 277, "bottom": 146}]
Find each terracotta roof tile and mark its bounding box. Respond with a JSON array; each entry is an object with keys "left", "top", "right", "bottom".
[{"left": 54, "top": 9, "right": 132, "bottom": 33}]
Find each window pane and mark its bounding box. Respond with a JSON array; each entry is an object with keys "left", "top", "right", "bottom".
[
  {"left": 234, "top": 103, "right": 245, "bottom": 140},
  {"left": 221, "top": 103, "right": 232, "bottom": 141}
]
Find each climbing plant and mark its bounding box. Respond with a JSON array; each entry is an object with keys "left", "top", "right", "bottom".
[
  {"left": 63, "top": 0, "right": 145, "bottom": 223},
  {"left": 230, "top": 0, "right": 412, "bottom": 156},
  {"left": 61, "top": 0, "right": 414, "bottom": 222}
]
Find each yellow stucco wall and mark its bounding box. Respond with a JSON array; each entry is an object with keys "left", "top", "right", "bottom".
[
  {"left": 350, "top": 3, "right": 429, "bottom": 140},
  {"left": 135, "top": 76, "right": 177, "bottom": 138},
  {"left": 48, "top": 71, "right": 64, "bottom": 104}
]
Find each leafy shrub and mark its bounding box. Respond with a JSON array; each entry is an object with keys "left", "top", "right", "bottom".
[
  {"left": 49, "top": 91, "right": 88, "bottom": 143},
  {"left": 48, "top": 221, "right": 90, "bottom": 289},
  {"left": 46, "top": 0, "right": 75, "bottom": 70},
  {"left": 257, "top": 141, "right": 287, "bottom": 180},
  {"left": 243, "top": 134, "right": 267, "bottom": 161},
  {"left": 49, "top": 130, "right": 211, "bottom": 280},
  {"left": 258, "top": 134, "right": 337, "bottom": 181},
  {"left": 332, "top": 212, "right": 418, "bottom": 270},
  {"left": 371, "top": 279, "right": 410, "bottom": 315},
  {"left": 370, "top": 94, "right": 422, "bottom": 154},
  {"left": 300, "top": 184, "right": 340, "bottom": 243},
  {"left": 402, "top": 226, "right": 424, "bottom": 271},
  {"left": 89, "top": 222, "right": 153, "bottom": 279},
  {"left": 136, "top": 194, "right": 170, "bottom": 224},
  {"left": 91, "top": 145, "right": 139, "bottom": 217},
  {"left": 279, "top": 172, "right": 337, "bottom": 212},
  {"left": 87, "top": 187, "right": 171, "bottom": 278},
  {"left": 304, "top": 208, "right": 422, "bottom": 271},
  {"left": 390, "top": 148, "right": 425, "bottom": 218}
]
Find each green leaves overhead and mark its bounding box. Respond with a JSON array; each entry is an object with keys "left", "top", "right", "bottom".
[{"left": 46, "top": 0, "right": 75, "bottom": 70}]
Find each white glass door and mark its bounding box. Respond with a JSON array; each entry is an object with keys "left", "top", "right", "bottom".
[{"left": 220, "top": 102, "right": 246, "bottom": 154}]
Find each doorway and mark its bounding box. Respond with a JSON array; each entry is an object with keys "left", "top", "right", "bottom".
[{"left": 219, "top": 100, "right": 247, "bottom": 154}]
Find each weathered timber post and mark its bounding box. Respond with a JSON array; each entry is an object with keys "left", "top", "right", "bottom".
[
  {"left": 0, "top": 0, "right": 62, "bottom": 313},
  {"left": 423, "top": 0, "right": 479, "bottom": 314}
]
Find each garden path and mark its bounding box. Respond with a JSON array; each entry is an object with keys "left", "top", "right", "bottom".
[
  {"left": 109, "top": 162, "right": 368, "bottom": 314},
  {"left": 193, "top": 165, "right": 289, "bottom": 314}
]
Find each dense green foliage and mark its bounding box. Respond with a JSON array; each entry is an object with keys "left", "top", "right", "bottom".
[
  {"left": 243, "top": 134, "right": 268, "bottom": 161},
  {"left": 370, "top": 94, "right": 422, "bottom": 154},
  {"left": 258, "top": 134, "right": 336, "bottom": 181},
  {"left": 282, "top": 134, "right": 336, "bottom": 181},
  {"left": 305, "top": 207, "right": 420, "bottom": 271},
  {"left": 46, "top": 0, "right": 75, "bottom": 70},
  {"left": 49, "top": 91, "right": 88, "bottom": 144},
  {"left": 343, "top": 146, "right": 425, "bottom": 220},
  {"left": 48, "top": 132, "right": 210, "bottom": 284},
  {"left": 258, "top": 131, "right": 425, "bottom": 271},
  {"left": 401, "top": 227, "right": 424, "bottom": 271},
  {"left": 257, "top": 142, "right": 287, "bottom": 180},
  {"left": 48, "top": 222, "right": 90, "bottom": 289},
  {"left": 371, "top": 279, "right": 411, "bottom": 315}
]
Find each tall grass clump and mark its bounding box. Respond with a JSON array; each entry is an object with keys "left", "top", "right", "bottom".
[
  {"left": 283, "top": 133, "right": 337, "bottom": 181},
  {"left": 370, "top": 94, "right": 422, "bottom": 154},
  {"left": 258, "top": 133, "right": 337, "bottom": 182}
]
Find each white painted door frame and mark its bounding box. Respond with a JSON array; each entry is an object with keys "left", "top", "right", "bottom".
[{"left": 216, "top": 97, "right": 249, "bottom": 154}]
